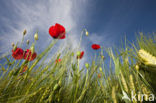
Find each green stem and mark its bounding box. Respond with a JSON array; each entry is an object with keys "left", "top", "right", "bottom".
[
  {"left": 74, "top": 59, "right": 80, "bottom": 102},
  {"left": 28, "top": 40, "right": 57, "bottom": 73},
  {"left": 25, "top": 40, "right": 57, "bottom": 95},
  {"left": 76, "top": 68, "right": 88, "bottom": 103},
  {"left": 78, "top": 29, "right": 86, "bottom": 49},
  {"left": 20, "top": 35, "right": 25, "bottom": 47}
]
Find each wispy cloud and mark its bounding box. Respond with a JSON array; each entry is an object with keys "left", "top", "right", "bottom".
[
  {"left": 0, "top": 0, "right": 89, "bottom": 67},
  {"left": 0, "top": 0, "right": 87, "bottom": 50}
]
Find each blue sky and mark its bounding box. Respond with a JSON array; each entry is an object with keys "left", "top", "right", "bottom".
[{"left": 0, "top": 0, "right": 156, "bottom": 65}]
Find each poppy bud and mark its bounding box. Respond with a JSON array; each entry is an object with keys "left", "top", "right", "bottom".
[
  {"left": 135, "top": 65, "right": 139, "bottom": 70},
  {"left": 11, "top": 42, "right": 15, "bottom": 47},
  {"left": 77, "top": 51, "right": 84, "bottom": 59},
  {"left": 85, "top": 63, "right": 89, "bottom": 69},
  {"left": 99, "top": 67, "right": 102, "bottom": 72},
  {"left": 76, "top": 51, "right": 81, "bottom": 57},
  {"left": 23, "top": 29, "right": 27, "bottom": 35},
  {"left": 27, "top": 40, "right": 30, "bottom": 45},
  {"left": 34, "top": 32, "right": 38, "bottom": 40},
  {"left": 101, "top": 55, "right": 105, "bottom": 59},
  {"left": 85, "top": 31, "right": 89, "bottom": 36}
]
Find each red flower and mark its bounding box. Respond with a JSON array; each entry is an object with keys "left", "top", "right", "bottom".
[
  {"left": 56, "top": 58, "right": 61, "bottom": 63},
  {"left": 77, "top": 51, "right": 84, "bottom": 59},
  {"left": 91, "top": 44, "right": 101, "bottom": 50},
  {"left": 21, "top": 65, "right": 28, "bottom": 73},
  {"left": 98, "top": 73, "right": 101, "bottom": 78},
  {"left": 49, "top": 23, "right": 66, "bottom": 39},
  {"left": 24, "top": 49, "right": 37, "bottom": 61},
  {"left": 12, "top": 48, "right": 24, "bottom": 60}
]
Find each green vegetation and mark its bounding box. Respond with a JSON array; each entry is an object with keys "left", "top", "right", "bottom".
[{"left": 0, "top": 32, "right": 156, "bottom": 103}]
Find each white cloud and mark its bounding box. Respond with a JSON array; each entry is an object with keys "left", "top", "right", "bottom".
[
  {"left": 0, "top": 0, "right": 88, "bottom": 66},
  {"left": 0, "top": 0, "right": 88, "bottom": 48}
]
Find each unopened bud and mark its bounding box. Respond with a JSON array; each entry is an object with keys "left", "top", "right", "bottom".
[
  {"left": 11, "top": 42, "right": 15, "bottom": 47},
  {"left": 99, "top": 67, "right": 102, "bottom": 72},
  {"left": 85, "top": 31, "right": 89, "bottom": 36},
  {"left": 135, "top": 65, "right": 139, "bottom": 71},
  {"left": 27, "top": 40, "right": 30, "bottom": 45},
  {"left": 34, "top": 32, "right": 38, "bottom": 40},
  {"left": 76, "top": 51, "right": 81, "bottom": 57},
  {"left": 101, "top": 55, "right": 105, "bottom": 59},
  {"left": 85, "top": 63, "right": 89, "bottom": 69},
  {"left": 23, "top": 29, "right": 27, "bottom": 35}
]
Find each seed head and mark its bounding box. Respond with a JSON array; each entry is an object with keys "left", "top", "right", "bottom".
[
  {"left": 129, "top": 74, "right": 135, "bottom": 91},
  {"left": 120, "top": 72, "right": 129, "bottom": 93},
  {"left": 138, "top": 49, "right": 156, "bottom": 66}
]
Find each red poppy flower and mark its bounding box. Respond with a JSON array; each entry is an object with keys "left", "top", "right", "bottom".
[
  {"left": 21, "top": 65, "right": 28, "bottom": 73},
  {"left": 56, "top": 58, "right": 61, "bottom": 63},
  {"left": 91, "top": 44, "right": 101, "bottom": 50},
  {"left": 24, "top": 49, "right": 37, "bottom": 61},
  {"left": 12, "top": 48, "right": 24, "bottom": 60},
  {"left": 49, "top": 23, "right": 66, "bottom": 39},
  {"left": 98, "top": 73, "right": 101, "bottom": 78},
  {"left": 77, "top": 51, "right": 84, "bottom": 59}
]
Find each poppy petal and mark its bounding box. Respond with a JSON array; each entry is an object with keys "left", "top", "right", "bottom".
[
  {"left": 12, "top": 48, "right": 24, "bottom": 60},
  {"left": 24, "top": 49, "right": 37, "bottom": 61},
  {"left": 77, "top": 51, "right": 84, "bottom": 59},
  {"left": 92, "top": 44, "right": 101, "bottom": 50},
  {"left": 49, "top": 23, "right": 66, "bottom": 39}
]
